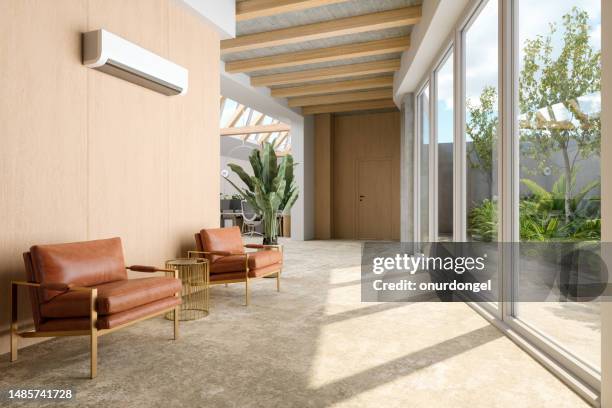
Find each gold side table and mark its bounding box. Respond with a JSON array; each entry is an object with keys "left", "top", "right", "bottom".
[{"left": 165, "top": 258, "right": 209, "bottom": 321}]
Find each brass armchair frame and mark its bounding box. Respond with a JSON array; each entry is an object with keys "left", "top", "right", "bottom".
[
  {"left": 188, "top": 244, "right": 282, "bottom": 306},
  {"left": 10, "top": 266, "right": 180, "bottom": 379}
]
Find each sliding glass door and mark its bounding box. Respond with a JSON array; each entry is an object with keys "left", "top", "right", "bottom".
[
  {"left": 461, "top": 0, "right": 500, "bottom": 308},
  {"left": 512, "top": 0, "right": 602, "bottom": 373},
  {"left": 435, "top": 51, "right": 454, "bottom": 242}
]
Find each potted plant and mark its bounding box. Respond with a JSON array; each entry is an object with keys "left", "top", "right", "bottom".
[{"left": 224, "top": 143, "right": 299, "bottom": 245}]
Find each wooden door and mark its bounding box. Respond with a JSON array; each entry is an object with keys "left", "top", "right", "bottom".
[{"left": 357, "top": 159, "right": 392, "bottom": 240}]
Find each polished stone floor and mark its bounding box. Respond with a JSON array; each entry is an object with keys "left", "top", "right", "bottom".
[{"left": 0, "top": 239, "right": 589, "bottom": 407}]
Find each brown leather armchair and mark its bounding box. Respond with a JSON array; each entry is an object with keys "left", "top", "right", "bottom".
[
  {"left": 10, "top": 237, "right": 182, "bottom": 378},
  {"left": 192, "top": 227, "right": 283, "bottom": 306}
]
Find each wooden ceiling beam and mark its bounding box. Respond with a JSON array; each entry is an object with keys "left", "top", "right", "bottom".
[
  {"left": 251, "top": 59, "right": 400, "bottom": 87},
  {"left": 274, "top": 132, "right": 289, "bottom": 148},
  {"left": 221, "top": 123, "right": 291, "bottom": 136},
  {"left": 225, "top": 36, "right": 410, "bottom": 73},
  {"left": 289, "top": 88, "right": 393, "bottom": 107},
  {"left": 272, "top": 76, "right": 393, "bottom": 98},
  {"left": 302, "top": 99, "right": 398, "bottom": 115},
  {"left": 222, "top": 6, "right": 421, "bottom": 54},
  {"left": 227, "top": 104, "right": 247, "bottom": 127},
  {"left": 236, "top": 0, "right": 349, "bottom": 21}
]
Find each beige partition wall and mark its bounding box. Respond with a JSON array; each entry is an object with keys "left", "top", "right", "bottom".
[
  {"left": 313, "top": 110, "right": 400, "bottom": 240},
  {"left": 0, "top": 0, "right": 220, "bottom": 354}
]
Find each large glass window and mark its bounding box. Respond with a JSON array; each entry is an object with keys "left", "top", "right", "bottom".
[
  {"left": 464, "top": 0, "right": 499, "bottom": 243},
  {"left": 462, "top": 0, "right": 499, "bottom": 307},
  {"left": 418, "top": 85, "right": 431, "bottom": 242},
  {"left": 515, "top": 0, "right": 602, "bottom": 370},
  {"left": 436, "top": 51, "right": 454, "bottom": 242}
]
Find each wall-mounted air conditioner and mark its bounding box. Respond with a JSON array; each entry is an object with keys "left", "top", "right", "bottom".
[{"left": 82, "top": 29, "right": 188, "bottom": 96}]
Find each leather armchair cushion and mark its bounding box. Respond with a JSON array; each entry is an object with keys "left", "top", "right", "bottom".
[
  {"left": 209, "top": 264, "right": 281, "bottom": 282},
  {"left": 210, "top": 250, "right": 282, "bottom": 274},
  {"left": 30, "top": 237, "right": 127, "bottom": 302},
  {"left": 200, "top": 227, "right": 244, "bottom": 262},
  {"left": 210, "top": 255, "right": 247, "bottom": 274},
  {"left": 40, "top": 277, "right": 181, "bottom": 318},
  {"left": 248, "top": 250, "right": 282, "bottom": 269},
  {"left": 248, "top": 264, "right": 282, "bottom": 278},
  {"left": 210, "top": 271, "right": 248, "bottom": 282},
  {"left": 38, "top": 296, "right": 181, "bottom": 331}
]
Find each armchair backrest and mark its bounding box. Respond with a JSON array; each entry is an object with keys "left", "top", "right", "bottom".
[
  {"left": 198, "top": 227, "right": 244, "bottom": 262},
  {"left": 27, "top": 237, "right": 127, "bottom": 302}
]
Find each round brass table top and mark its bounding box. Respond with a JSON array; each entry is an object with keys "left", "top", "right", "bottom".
[{"left": 166, "top": 258, "right": 207, "bottom": 266}]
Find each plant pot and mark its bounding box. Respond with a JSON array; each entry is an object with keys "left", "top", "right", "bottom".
[{"left": 282, "top": 214, "right": 291, "bottom": 237}]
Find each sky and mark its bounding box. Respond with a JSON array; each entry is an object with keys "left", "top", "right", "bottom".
[{"left": 433, "top": 0, "right": 601, "bottom": 144}]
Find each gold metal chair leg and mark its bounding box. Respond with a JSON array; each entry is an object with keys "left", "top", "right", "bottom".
[
  {"left": 173, "top": 306, "right": 179, "bottom": 340},
  {"left": 276, "top": 272, "right": 280, "bottom": 292},
  {"left": 10, "top": 283, "right": 18, "bottom": 362},
  {"left": 90, "top": 288, "right": 98, "bottom": 379},
  {"left": 90, "top": 331, "right": 97, "bottom": 379},
  {"left": 244, "top": 278, "right": 250, "bottom": 306}
]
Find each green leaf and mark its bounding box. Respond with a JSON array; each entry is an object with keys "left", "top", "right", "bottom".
[
  {"left": 272, "top": 157, "right": 287, "bottom": 194},
  {"left": 572, "top": 179, "right": 599, "bottom": 209},
  {"left": 249, "top": 149, "right": 263, "bottom": 181},
  {"left": 261, "top": 142, "right": 278, "bottom": 193},
  {"left": 521, "top": 178, "right": 550, "bottom": 199},
  {"left": 282, "top": 188, "right": 299, "bottom": 214},
  {"left": 227, "top": 163, "right": 254, "bottom": 192}
]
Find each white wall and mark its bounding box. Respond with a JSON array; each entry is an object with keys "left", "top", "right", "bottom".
[
  {"left": 180, "top": 0, "right": 235, "bottom": 39},
  {"left": 220, "top": 156, "right": 251, "bottom": 197},
  {"left": 291, "top": 116, "right": 315, "bottom": 241},
  {"left": 393, "top": 0, "right": 469, "bottom": 100}
]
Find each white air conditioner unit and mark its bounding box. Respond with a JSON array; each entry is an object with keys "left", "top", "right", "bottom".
[{"left": 82, "top": 29, "right": 188, "bottom": 96}]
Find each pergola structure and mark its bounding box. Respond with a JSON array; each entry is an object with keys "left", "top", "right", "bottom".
[
  {"left": 222, "top": 0, "right": 422, "bottom": 115},
  {"left": 220, "top": 95, "right": 292, "bottom": 154},
  {"left": 519, "top": 92, "right": 601, "bottom": 131}
]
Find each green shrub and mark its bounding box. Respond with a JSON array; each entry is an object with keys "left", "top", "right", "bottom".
[{"left": 468, "top": 175, "right": 600, "bottom": 242}]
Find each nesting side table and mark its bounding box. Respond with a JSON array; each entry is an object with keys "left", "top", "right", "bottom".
[{"left": 165, "top": 258, "right": 209, "bottom": 321}]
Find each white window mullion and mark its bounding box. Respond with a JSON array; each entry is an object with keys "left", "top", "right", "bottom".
[
  {"left": 455, "top": 24, "right": 467, "bottom": 242},
  {"left": 430, "top": 72, "right": 438, "bottom": 242},
  {"left": 414, "top": 92, "right": 421, "bottom": 243}
]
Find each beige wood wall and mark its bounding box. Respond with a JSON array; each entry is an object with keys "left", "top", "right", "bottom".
[
  {"left": 314, "top": 111, "right": 401, "bottom": 240},
  {"left": 0, "top": 0, "right": 220, "bottom": 354}
]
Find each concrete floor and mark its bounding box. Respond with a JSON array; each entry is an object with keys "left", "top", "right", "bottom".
[{"left": 0, "top": 240, "right": 589, "bottom": 407}]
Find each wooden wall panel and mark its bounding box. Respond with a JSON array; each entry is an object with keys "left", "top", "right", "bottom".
[
  {"left": 168, "top": 2, "right": 221, "bottom": 256},
  {"left": 0, "top": 0, "right": 88, "bottom": 353},
  {"left": 87, "top": 0, "right": 170, "bottom": 265},
  {"left": 314, "top": 114, "right": 333, "bottom": 239},
  {"left": 332, "top": 111, "right": 401, "bottom": 240},
  {"left": 0, "top": 0, "right": 220, "bottom": 353}
]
